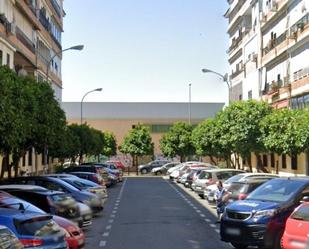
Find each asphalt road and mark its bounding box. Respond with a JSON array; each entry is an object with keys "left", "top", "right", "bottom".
[{"left": 85, "top": 177, "right": 231, "bottom": 249}]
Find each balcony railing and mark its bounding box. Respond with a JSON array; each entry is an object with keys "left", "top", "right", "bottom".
[
  {"left": 227, "top": 33, "right": 243, "bottom": 54},
  {"left": 16, "top": 26, "right": 35, "bottom": 54},
  {"left": 50, "top": 0, "right": 62, "bottom": 18},
  {"left": 39, "top": 9, "right": 50, "bottom": 31},
  {"left": 293, "top": 67, "right": 309, "bottom": 82},
  {"left": 290, "top": 13, "right": 309, "bottom": 34},
  {"left": 263, "top": 31, "right": 287, "bottom": 56},
  {"left": 230, "top": 67, "right": 244, "bottom": 79}
]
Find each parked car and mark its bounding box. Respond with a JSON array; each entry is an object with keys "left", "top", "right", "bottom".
[
  {"left": 138, "top": 160, "right": 170, "bottom": 174},
  {"left": 69, "top": 172, "right": 105, "bottom": 186},
  {"left": 220, "top": 177, "right": 309, "bottom": 249},
  {"left": 281, "top": 201, "right": 309, "bottom": 249},
  {"left": 0, "top": 185, "right": 92, "bottom": 228},
  {"left": 173, "top": 163, "right": 216, "bottom": 182},
  {"left": 205, "top": 174, "right": 279, "bottom": 203},
  {"left": 0, "top": 208, "right": 67, "bottom": 248},
  {"left": 0, "top": 225, "right": 23, "bottom": 249},
  {"left": 63, "top": 165, "right": 110, "bottom": 186},
  {"left": 0, "top": 176, "right": 104, "bottom": 214},
  {"left": 49, "top": 175, "right": 108, "bottom": 200},
  {"left": 194, "top": 169, "right": 245, "bottom": 198},
  {"left": 151, "top": 162, "right": 180, "bottom": 175},
  {"left": 106, "top": 161, "right": 125, "bottom": 171},
  {"left": 0, "top": 186, "right": 82, "bottom": 227},
  {"left": 82, "top": 162, "right": 123, "bottom": 182},
  {"left": 0, "top": 191, "right": 84, "bottom": 249},
  {"left": 179, "top": 167, "right": 208, "bottom": 186}
]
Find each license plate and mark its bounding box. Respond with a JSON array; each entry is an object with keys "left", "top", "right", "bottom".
[
  {"left": 208, "top": 196, "right": 214, "bottom": 201},
  {"left": 290, "top": 240, "right": 306, "bottom": 248},
  {"left": 196, "top": 186, "right": 202, "bottom": 190},
  {"left": 225, "top": 228, "right": 241, "bottom": 236}
]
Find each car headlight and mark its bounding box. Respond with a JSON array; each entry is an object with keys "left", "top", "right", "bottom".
[{"left": 253, "top": 209, "right": 277, "bottom": 219}]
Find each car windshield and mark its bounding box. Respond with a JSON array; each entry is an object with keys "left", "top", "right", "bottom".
[
  {"left": 198, "top": 171, "right": 211, "bottom": 179},
  {"left": 0, "top": 198, "right": 44, "bottom": 214},
  {"left": 291, "top": 205, "right": 309, "bottom": 221},
  {"left": 224, "top": 174, "right": 245, "bottom": 184},
  {"left": 246, "top": 179, "right": 305, "bottom": 203}
]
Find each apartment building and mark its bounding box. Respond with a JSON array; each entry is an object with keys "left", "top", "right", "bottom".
[
  {"left": 225, "top": 0, "right": 309, "bottom": 175},
  {"left": 0, "top": 0, "right": 64, "bottom": 174}
]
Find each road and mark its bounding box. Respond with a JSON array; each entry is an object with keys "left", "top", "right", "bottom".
[{"left": 85, "top": 177, "right": 231, "bottom": 249}]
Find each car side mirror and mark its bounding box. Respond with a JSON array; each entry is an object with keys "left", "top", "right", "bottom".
[{"left": 301, "top": 196, "right": 309, "bottom": 203}]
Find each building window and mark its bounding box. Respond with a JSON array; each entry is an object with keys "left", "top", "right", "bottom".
[
  {"left": 270, "top": 153, "right": 275, "bottom": 168},
  {"left": 281, "top": 154, "right": 286, "bottom": 169},
  {"left": 0, "top": 50, "right": 2, "bottom": 65},
  {"left": 28, "top": 148, "right": 32, "bottom": 166},
  {"left": 248, "top": 90, "right": 252, "bottom": 100},
  {"left": 22, "top": 155, "right": 26, "bottom": 166},
  {"left": 6, "top": 53, "right": 10, "bottom": 66},
  {"left": 263, "top": 155, "right": 268, "bottom": 167},
  {"left": 291, "top": 154, "right": 298, "bottom": 170},
  {"left": 291, "top": 93, "right": 309, "bottom": 109}
]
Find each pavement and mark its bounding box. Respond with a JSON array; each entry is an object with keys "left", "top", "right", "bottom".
[{"left": 84, "top": 177, "right": 231, "bottom": 249}]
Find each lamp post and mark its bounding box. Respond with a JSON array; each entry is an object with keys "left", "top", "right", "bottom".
[
  {"left": 46, "top": 45, "right": 84, "bottom": 82},
  {"left": 202, "top": 68, "right": 230, "bottom": 106},
  {"left": 188, "top": 83, "right": 192, "bottom": 125},
  {"left": 80, "top": 88, "right": 103, "bottom": 124}
]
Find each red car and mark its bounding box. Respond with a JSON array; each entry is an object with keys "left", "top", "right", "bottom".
[
  {"left": 282, "top": 201, "right": 309, "bottom": 249},
  {"left": 106, "top": 160, "right": 125, "bottom": 171},
  {"left": 54, "top": 216, "right": 85, "bottom": 249}
]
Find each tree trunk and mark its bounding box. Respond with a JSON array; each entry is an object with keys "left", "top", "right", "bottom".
[
  {"left": 210, "top": 156, "right": 217, "bottom": 165},
  {"left": 247, "top": 154, "right": 252, "bottom": 172},
  {"left": 0, "top": 154, "right": 9, "bottom": 179},
  {"left": 135, "top": 155, "right": 139, "bottom": 176}
]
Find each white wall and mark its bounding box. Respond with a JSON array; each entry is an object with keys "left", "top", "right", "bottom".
[
  {"left": 0, "top": 39, "right": 15, "bottom": 68},
  {"left": 290, "top": 42, "right": 309, "bottom": 74},
  {"left": 262, "top": 14, "right": 287, "bottom": 46},
  {"left": 14, "top": 9, "right": 34, "bottom": 42},
  {"left": 51, "top": 82, "right": 62, "bottom": 102},
  {"left": 266, "top": 59, "right": 288, "bottom": 83},
  {"left": 0, "top": 0, "right": 14, "bottom": 22},
  {"left": 288, "top": 0, "right": 309, "bottom": 27}
]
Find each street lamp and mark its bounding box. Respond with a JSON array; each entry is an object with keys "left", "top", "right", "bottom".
[
  {"left": 202, "top": 68, "right": 230, "bottom": 105},
  {"left": 46, "top": 45, "right": 84, "bottom": 82},
  {"left": 81, "top": 88, "right": 103, "bottom": 124},
  {"left": 188, "top": 83, "right": 192, "bottom": 125}
]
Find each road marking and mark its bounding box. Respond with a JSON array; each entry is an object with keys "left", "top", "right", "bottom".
[
  {"left": 210, "top": 224, "right": 216, "bottom": 228},
  {"left": 112, "top": 210, "right": 117, "bottom": 214},
  {"left": 200, "top": 214, "right": 206, "bottom": 217},
  {"left": 110, "top": 214, "right": 116, "bottom": 218},
  {"left": 102, "top": 232, "right": 109, "bottom": 237},
  {"left": 215, "top": 229, "right": 220, "bottom": 233},
  {"left": 196, "top": 209, "right": 201, "bottom": 213},
  {"left": 106, "top": 225, "right": 112, "bottom": 230},
  {"left": 108, "top": 219, "right": 114, "bottom": 223},
  {"left": 99, "top": 241, "right": 106, "bottom": 247},
  {"left": 204, "top": 219, "right": 211, "bottom": 222}
]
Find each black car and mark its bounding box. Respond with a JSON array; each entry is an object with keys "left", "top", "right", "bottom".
[
  {"left": 0, "top": 186, "right": 82, "bottom": 227},
  {"left": 0, "top": 176, "right": 104, "bottom": 214},
  {"left": 138, "top": 160, "right": 170, "bottom": 174},
  {"left": 69, "top": 172, "right": 105, "bottom": 186}
]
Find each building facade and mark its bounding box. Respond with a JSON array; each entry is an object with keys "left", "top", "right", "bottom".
[
  {"left": 62, "top": 102, "right": 225, "bottom": 156},
  {"left": 0, "top": 0, "right": 64, "bottom": 175},
  {"left": 225, "top": 0, "right": 309, "bottom": 175}
]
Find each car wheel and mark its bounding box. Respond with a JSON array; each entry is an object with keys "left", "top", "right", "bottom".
[
  {"left": 231, "top": 243, "right": 248, "bottom": 249},
  {"left": 273, "top": 230, "right": 284, "bottom": 249},
  {"left": 141, "top": 169, "right": 148, "bottom": 174},
  {"left": 156, "top": 170, "right": 162, "bottom": 175},
  {"left": 198, "top": 194, "right": 204, "bottom": 199}
]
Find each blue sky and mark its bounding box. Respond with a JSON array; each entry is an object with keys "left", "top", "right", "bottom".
[{"left": 62, "top": 0, "right": 229, "bottom": 103}]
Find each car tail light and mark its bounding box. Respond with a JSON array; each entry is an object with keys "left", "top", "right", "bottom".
[
  {"left": 20, "top": 239, "right": 43, "bottom": 247},
  {"left": 238, "top": 194, "right": 247, "bottom": 200},
  {"left": 188, "top": 176, "right": 193, "bottom": 180}
]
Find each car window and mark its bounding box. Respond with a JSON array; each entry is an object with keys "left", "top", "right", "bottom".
[
  {"left": 15, "top": 217, "right": 60, "bottom": 236},
  {"left": 42, "top": 181, "right": 66, "bottom": 192},
  {"left": 247, "top": 179, "right": 306, "bottom": 202},
  {"left": 291, "top": 205, "right": 309, "bottom": 221},
  {"left": 199, "top": 171, "right": 211, "bottom": 179}
]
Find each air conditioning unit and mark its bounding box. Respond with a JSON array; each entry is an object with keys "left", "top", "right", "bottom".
[
  {"left": 271, "top": 1, "right": 278, "bottom": 11},
  {"left": 6, "top": 22, "right": 16, "bottom": 35}
]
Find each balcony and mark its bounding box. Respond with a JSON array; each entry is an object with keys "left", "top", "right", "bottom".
[
  {"left": 227, "top": 33, "right": 243, "bottom": 55},
  {"left": 16, "top": 26, "right": 35, "bottom": 54},
  {"left": 231, "top": 67, "right": 244, "bottom": 80},
  {"left": 39, "top": 9, "right": 50, "bottom": 31},
  {"left": 50, "top": 0, "right": 62, "bottom": 18},
  {"left": 293, "top": 67, "right": 309, "bottom": 82},
  {"left": 263, "top": 32, "right": 287, "bottom": 56}
]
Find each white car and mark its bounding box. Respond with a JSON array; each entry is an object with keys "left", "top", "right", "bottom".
[
  {"left": 204, "top": 172, "right": 280, "bottom": 203},
  {"left": 151, "top": 162, "right": 180, "bottom": 175}
]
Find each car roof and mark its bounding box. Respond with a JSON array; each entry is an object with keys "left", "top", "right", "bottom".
[
  {"left": 231, "top": 178, "right": 271, "bottom": 184},
  {"left": 236, "top": 172, "right": 279, "bottom": 177},
  {"left": 45, "top": 174, "right": 79, "bottom": 178},
  {"left": 0, "top": 184, "right": 47, "bottom": 191},
  {"left": 201, "top": 168, "right": 245, "bottom": 173},
  {"left": 0, "top": 207, "right": 51, "bottom": 220},
  {"left": 70, "top": 171, "right": 97, "bottom": 175}
]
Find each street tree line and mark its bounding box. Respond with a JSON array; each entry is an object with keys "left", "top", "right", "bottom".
[
  {"left": 0, "top": 66, "right": 116, "bottom": 177},
  {"left": 120, "top": 100, "right": 309, "bottom": 172}
]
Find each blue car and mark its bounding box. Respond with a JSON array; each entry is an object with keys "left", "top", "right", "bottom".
[
  {"left": 220, "top": 177, "right": 309, "bottom": 249},
  {"left": 0, "top": 208, "right": 67, "bottom": 249}
]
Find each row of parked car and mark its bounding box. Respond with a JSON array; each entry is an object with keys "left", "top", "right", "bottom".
[
  {"left": 163, "top": 161, "right": 309, "bottom": 249},
  {"left": 0, "top": 160, "right": 124, "bottom": 249}
]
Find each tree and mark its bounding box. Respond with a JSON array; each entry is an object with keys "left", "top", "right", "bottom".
[
  {"left": 120, "top": 124, "right": 154, "bottom": 174},
  {"left": 260, "top": 108, "right": 309, "bottom": 156},
  {"left": 102, "top": 132, "right": 117, "bottom": 157},
  {"left": 192, "top": 119, "right": 227, "bottom": 165},
  {"left": 159, "top": 122, "right": 195, "bottom": 162},
  {"left": 215, "top": 100, "right": 272, "bottom": 171}
]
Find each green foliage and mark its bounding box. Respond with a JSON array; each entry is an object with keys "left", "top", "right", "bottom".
[
  {"left": 216, "top": 100, "right": 272, "bottom": 157},
  {"left": 120, "top": 124, "right": 154, "bottom": 156},
  {"left": 160, "top": 122, "right": 194, "bottom": 161},
  {"left": 260, "top": 108, "right": 309, "bottom": 155},
  {"left": 103, "top": 132, "right": 117, "bottom": 157}
]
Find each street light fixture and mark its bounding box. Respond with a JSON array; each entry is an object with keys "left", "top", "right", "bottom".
[
  {"left": 46, "top": 45, "right": 84, "bottom": 82},
  {"left": 202, "top": 68, "right": 231, "bottom": 105},
  {"left": 80, "top": 88, "right": 103, "bottom": 124}
]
